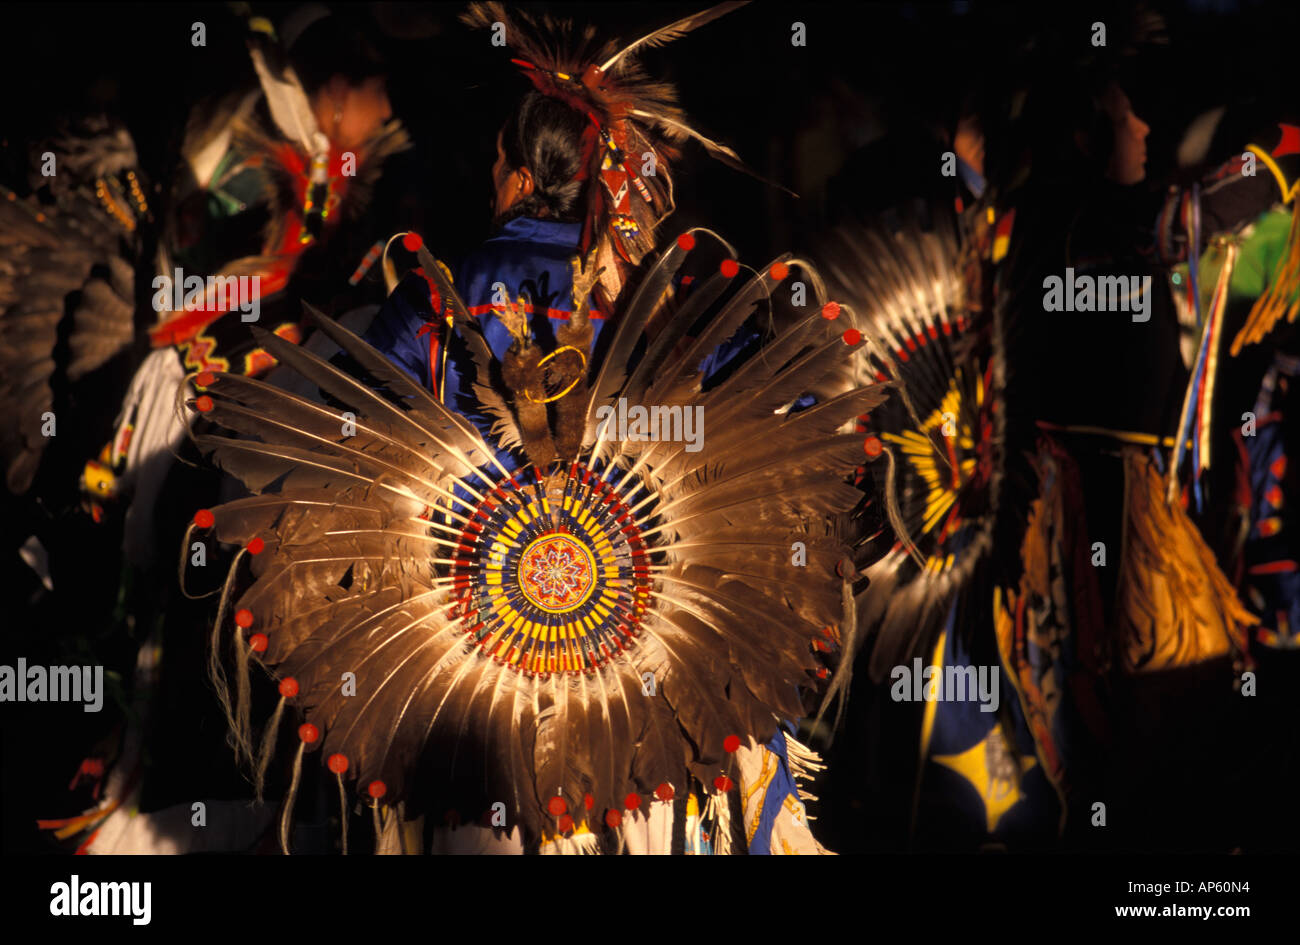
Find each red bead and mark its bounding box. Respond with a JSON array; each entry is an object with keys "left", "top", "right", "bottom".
[
  {"left": 676, "top": 233, "right": 696, "bottom": 251},
  {"left": 234, "top": 609, "right": 253, "bottom": 628},
  {"left": 194, "top": 395, "right": 214, "bottom": 413},
  {"left": 817, "top": 667, "right": 830, "bottom": 679},
  {"left": 278, "top": 677, "right": 299, "bottom": 698},
  {"left": 624, "top": 793, "right": 642, "bottom": 811},
  {"left": 863, "top": 436, "right": 883, "bottom": 459},
  {"left": 194, "top": 509, "right": 215, "bottom": 529},
  {"left": 246, "top": 537, "right": 265, "bottom": 555},
  {"left": 821, "top": 301, "right": 841, "bottom": 320},
  {"left": 195, "top": 371, "right": 216, "bottom": 389},
  {"left": 655, "top": 782, "right": 674, "bottom": 802},
  {"left": 770, "top": 262, "right": 789, "bottom": 281},
  {"left": 547, "top": 796, "right": 567, "bottom": 816},
  {"left": 713, "top": 775, "right": 734, "bottom": 792},
  {"left": 327, "top": 753, "right": 348, "bottom": 774},
  {"left": 723, "top": 734, "right": 741, "bottom": 753},
  {"left": 584, "top": 793, "right": 594, "bottom": 811},
  {"left": 605, "top": 808, "right": 623, "bottom": 828},
  {"left": 557, "top": 814, "right": 575, "bottom": 834},
  {"left": 248, "top": 633, "right": 268, "bottom": 653},
  {"left": 368, "top": 780, "right": 387, "bottom": 799},
  {"left": 402, "top": 232, "right": 423, "bottom": 252},
  {"left": 298, "top": 723, "right": 319, "bottom": 743},
  {"left": 843, "top": 328, "right": 862, "bottom": 346},
  {"left": 720, "top": 258, "right": 740, "bottom": 278}
]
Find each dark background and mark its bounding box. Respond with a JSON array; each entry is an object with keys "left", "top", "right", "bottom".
[{"left": 3, "top": 0, "right": 1299, "bottom": 855}]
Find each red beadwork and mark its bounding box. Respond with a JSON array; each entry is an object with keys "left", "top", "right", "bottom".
[{"left": 713, "top": 775, "right": 734, "bottom": 792}]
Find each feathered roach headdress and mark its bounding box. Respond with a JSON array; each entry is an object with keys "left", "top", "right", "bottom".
[{"left": 461, "top": 2, "right": 767, "bottom": 267}]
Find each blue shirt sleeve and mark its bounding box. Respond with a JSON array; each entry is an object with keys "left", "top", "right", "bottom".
[{"left": 361, "top": 273, "right": 437, "bottom": 391}]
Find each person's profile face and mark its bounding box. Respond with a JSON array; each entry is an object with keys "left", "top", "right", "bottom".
[{"left": 1103, "top": 85, "right": 1150, "bottom": 185}]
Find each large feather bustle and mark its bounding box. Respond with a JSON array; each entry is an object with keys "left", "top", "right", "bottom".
[
  {"left": 0, "top": 136, "right": 140, "bottom": 496},
  {"left": 812, "top": 208, "right": 1017, "bottom": 730},
  {"left": 190, "top": 230, "right": 883, "bottom": 849}
]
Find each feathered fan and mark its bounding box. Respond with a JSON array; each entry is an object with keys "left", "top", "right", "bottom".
[{"left": 182, "top": 228, "right": 889, "bottom": 851}]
